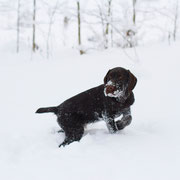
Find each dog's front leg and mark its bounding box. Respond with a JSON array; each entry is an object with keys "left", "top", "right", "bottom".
[
  {"left": 116, "top": 108, "right": 132, "bottom": 130},
  {"left": 104, "top": 118, "right": 117, "bottom": 133}
]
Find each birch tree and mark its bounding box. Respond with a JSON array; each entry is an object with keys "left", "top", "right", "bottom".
[
  {"left": 32, "top": 0, "right": 36, "bottom": 52},
  {"left": 77, "top": 1, "right": 81, "bottom": 49},
  {"left": 105, "top": 0, "right": 112, "bottom": 48},
  {"left": 173, "top": 0, "right": 179, "bottom": 41},
  {"left": 16, "top": 0, "right": 20, "bottom": 53},
  {"left": 133, "top": 0, "right": 136, "bottom": 25}
]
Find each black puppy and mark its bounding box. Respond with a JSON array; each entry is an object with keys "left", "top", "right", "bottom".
[{"left": 36, "top": 67, "right": 137, "bottom": 147}]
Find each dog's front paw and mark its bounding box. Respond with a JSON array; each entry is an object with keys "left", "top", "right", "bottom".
[
  {"left": 106, "top": 121, "right": 118, "bottom": 133},
  {"left": 116, "top": 120, "right": 125, "bottom": 130},
  {"left": 108, "top": 128, "right": 117, "bottom": 134},
  {"left": 116, "top": 116, "right": 132, "bottom": 130}
]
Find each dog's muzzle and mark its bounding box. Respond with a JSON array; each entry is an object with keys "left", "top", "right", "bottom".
[
  {"left": 105, "top": 85, "right": 116, "bottom": 95},
  {"left": 104, "top": 81, "right": 124, "bottom": 98}
]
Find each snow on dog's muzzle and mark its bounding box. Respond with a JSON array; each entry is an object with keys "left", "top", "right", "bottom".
[
  {"left": 105, "top": 85, "right": 116, "bottom": 95},
  {"left": 104, "top": 81, "right": 116, "bottom": 96},
  {"left": 104, "top": 81, "right": 124, "bottom": 98}
]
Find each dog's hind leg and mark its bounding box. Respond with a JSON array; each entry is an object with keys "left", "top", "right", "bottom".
[
  {"left": 59, "top": 127, "right": 84, "bottom": 148},
  {"left": 59, "top": 137, "right": 73, "bottom": 147}
]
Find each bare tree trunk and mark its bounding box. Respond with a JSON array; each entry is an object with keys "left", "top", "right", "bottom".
[
  {"left": 97, "top": 4, "right": 106, "bottom": 48},
  {"left": 17, "top": 0, "right": 20, "bottom": 53},
  {"left": 110, "top": 7, "right": 113, "bottom": 47},
  {"left": 46, "top": 18, "right": 52, "bottom": 58},
  {"left": 32, "top": 0, "right": 36, "bottom": 52},
  {"left": 77, "top": 1, "right": 81, "bottom": 46},
  {"left": 133, "top": 0, "right": 136, "bottom": 25},
  {"left": 77, "top": 1, "right": 84, "bottom": 54},
  {"left": 63, "top": 16, "right": 69, "bottom": 46},
  {"left": 173, "top": 0, "right": 179, "bottom": 41},
  {"left": 168, "top": 31, "right": 171, "bottom": 45},
  {"left": 105, "top": 0, "right": 112, "bottom": 49},
  {"left": 46, "top": 2, "right": 58, "bottom": 58}
]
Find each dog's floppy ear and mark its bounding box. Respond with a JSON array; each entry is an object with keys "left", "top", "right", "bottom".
[
  {"left": 127, "top": 70, "right": 137, "bottom": 95},
  {"left": 104, "top": 69, "right": 111, "bottom": 84}
]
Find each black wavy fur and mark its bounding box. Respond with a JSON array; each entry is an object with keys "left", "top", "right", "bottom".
[{"left": 36, "top": 67, "right": 137, "bottom": 148}]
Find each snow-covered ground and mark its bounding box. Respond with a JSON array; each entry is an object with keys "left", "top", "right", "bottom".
[{"left": 0, "top": 43, "right": 180, "bottom": 180}]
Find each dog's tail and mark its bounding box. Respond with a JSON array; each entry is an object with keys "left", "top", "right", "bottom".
[{"left": 36, "top": 106, "right": 58, "bottom": 114}]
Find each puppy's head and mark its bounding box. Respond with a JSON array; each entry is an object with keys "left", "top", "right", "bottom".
[{"left": 104, "top": 67, "right": 137, "bottom": 101}]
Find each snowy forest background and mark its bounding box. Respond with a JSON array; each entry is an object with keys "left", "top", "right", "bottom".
[
  {"left": 0, "top": 1, "right": 180, "bottom": 180},
  {"left": 0, "top": 0, "right": 179, "bottom": 56}
]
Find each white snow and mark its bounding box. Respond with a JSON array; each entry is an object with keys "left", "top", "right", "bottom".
[{"left": 0, "top": 42, "right": 180, "bottom": 180}]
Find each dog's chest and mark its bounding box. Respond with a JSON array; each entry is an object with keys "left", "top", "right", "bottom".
[{"left": 93, "top": 102, "right": 123, "bottom": 122}]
